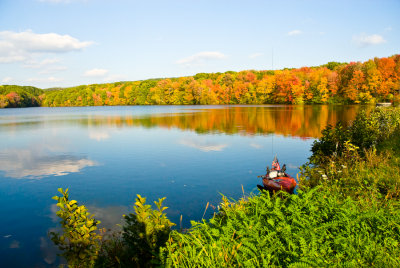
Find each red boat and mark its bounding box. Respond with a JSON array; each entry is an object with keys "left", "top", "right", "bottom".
[{"left": 257, "top": 156, "right": 297, "bottom": 194}]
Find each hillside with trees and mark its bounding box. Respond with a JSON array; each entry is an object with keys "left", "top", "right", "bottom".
[
  {"left": 0, "top": 85, "right": 43, "bottom": 108},
  {"left": 1, "top": 55, "right": 399, "bottom": 108}
]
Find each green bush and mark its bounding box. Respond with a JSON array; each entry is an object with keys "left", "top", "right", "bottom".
[
  {"left": 122, "top": 195, "right": 175, "bottom": 267},
  {"left": 311, "top": 108, "right": 400, "bottom": 163},
  {"left": 309, "top": 122, "right": 350, "bottom": 164},
  {"left": 50, "top": 188, "right": 102, "bottom": 268},
  {"left": 305, "top": 107, "right": 400, "bottom": 199},
  {"left": 51, "top": 192, "right": 175, "bottom": 268},
  {"left": 301, "top": 146, "right": 400, "bottom": 200}
]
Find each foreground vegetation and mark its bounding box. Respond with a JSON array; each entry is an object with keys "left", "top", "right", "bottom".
[
  {"left": 1, "top": 54, "right": 400, "bottom": 108},
  {"left": 50, "top": 107, "right": 400, "bottom": 267}
]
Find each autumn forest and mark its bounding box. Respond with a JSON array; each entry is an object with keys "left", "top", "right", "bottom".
[{"left": 1, "top": 55, "right": 399, "bottom": 108}]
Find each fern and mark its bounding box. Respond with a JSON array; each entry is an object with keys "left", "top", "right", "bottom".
[{"left": 164, "top": 186, "right": 400, "bottom": 267}]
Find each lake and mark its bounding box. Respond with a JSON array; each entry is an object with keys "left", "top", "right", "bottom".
[{"left": 0, "top": 105, "right": 369, "bottom": 267}]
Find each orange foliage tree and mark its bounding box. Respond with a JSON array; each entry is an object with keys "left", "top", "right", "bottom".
[{"left": 36, "top": 54, "right": 400, "bottom": 107}]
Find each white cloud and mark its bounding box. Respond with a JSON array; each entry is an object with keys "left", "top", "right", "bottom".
[
  {"left": 27, "top": 76, "right": 63, "bottom": 83},
  {"left": 287, "top": 30, "right": 302, "bottom": 36},
  {"left": 23, "top": 58, "right": 61, "bottom": 69},
  {"left": 84, "top": 68, "right": 109, "bottom": 77},
  {"left": 176, "top": 51, "right": 227, "bottom": 66},
  {"left": 0, "top": 30, "right": 93, "bottom": 52},
  {"left": 23, "top": 58, "right": 67, "bottom": 74},
  {"left": 0, "top": 41, "right": 26, "bottom": 63},
  {"left": 38, "top": 66, "right": 68, "bottom": 74},
  {"left": 249, "top": 53, "right": 263, "bottom": 59},
  {"left": 1, "top": 77, "right": 13, "bottom": 83},
  {"left": 180, "top": 138, "right": 228, "bottom": 152},
  {"left": 353, "top": 33, "right": 386, "bottom": 47},
  {"left": 0, "top": 30, "right": 93, "bottom": 63}
]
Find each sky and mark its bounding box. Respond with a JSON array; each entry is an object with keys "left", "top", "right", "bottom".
[{"left": 0, "top": 0, "right": 399, "bottom": 89}]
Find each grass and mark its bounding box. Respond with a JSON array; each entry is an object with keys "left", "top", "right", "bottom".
[{"left": 164, "top": 187, "right": 400, "bottom": 267}]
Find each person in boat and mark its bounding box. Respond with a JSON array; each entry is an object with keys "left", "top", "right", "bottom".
[
  {"left": 258, "top": 158, "right": 296, "bottom": 194},
  {"left": 271, "top": 156, "right": 281, "bottom": 170}
]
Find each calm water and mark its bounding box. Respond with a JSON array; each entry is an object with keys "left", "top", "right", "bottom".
[{"left": 0, "top": 105, "right": 369, "bottom": 267}]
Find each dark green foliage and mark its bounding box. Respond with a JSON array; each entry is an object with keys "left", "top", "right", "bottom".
[
  {"left": 50, "top": 188, "right": 102, "bottom": 268},
  {"left": 311, "top": 108, "right": 400, "bottom": 163},
  {"left": 323, "top": 61, "right": 347, "bottom": 71},
  {"left": 350, "top": 109, "right": 400, "bottom": 149},
  {"left": 193, "top": 73, "right": 212, "bottom": 80},
  {"left": 135, "top": 80, "right": 158, "bottom": 104},
  {"left": 302, "top": 145, "right": 400, "bottom": 200},
  {"left": 122, "top": 195, "right": 175, "bottom": 267},
  {"left": 164, "top": 188, "right": 400, "bottom": 267},
  {"left": 95, "top": 195, "right": 175, "bottom": 267},
  {"left": 43, "top": 87, "right": 65, "bottom": 91},
  {"left": 310, "top": 123, "right": 350, "bottom": 164},
  {"left": 304, "top": 107, "right": 400, "bottom": 199},
  {"left": 94, "top": 230, "right": 126, "bottom": 268}
]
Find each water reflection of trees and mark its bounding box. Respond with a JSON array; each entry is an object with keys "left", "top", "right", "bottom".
[
  {"left": 83, "top": 105, "right": 371, "bottom": 138},
  {"left": 0, "top": 105, "right": 372, "bottom": 138}
]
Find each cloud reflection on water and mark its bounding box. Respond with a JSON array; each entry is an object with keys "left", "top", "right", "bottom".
[
  {"left": 179, "top": 138, "right": 228, "bottom": 152},
  {"left": 250, "top": 142, "right": 263, "bottom": 149},
  {"left": 0, "top": 147, "right": 97, "bottom": 179},
  {"left": 40, "top": 237, "right": 57, "bottom": 265},
  {"left": 88, "top": 129, "right": 110, "bottom": 141},
  {"left": 9, "top": 240, "right": 20, "bottom": 249}
]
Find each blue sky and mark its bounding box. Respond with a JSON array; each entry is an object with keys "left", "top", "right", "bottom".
[{"left": 0, "top": 0, "right": 399, "bottom": 88}]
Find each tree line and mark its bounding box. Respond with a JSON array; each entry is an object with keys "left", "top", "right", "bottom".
[{"left": 1, "top": 55, "right": 399, "bottom": 108}]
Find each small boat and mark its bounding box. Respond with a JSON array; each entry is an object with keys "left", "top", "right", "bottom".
[
  {"left": 257, "top": 156, "right": 297, "bottom": 194},
  {"left": 376, "top": 102, "right": 392, "bottom": 107}
]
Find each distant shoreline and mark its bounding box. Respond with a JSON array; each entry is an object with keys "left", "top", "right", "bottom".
[{"left": 1, "top": 54, "right": 399, "bottom": 108}]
